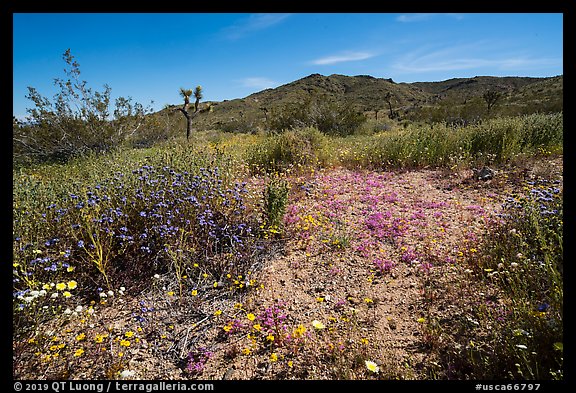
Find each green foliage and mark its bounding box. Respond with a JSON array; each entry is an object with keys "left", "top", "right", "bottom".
[
  {"left": 13, "top": 49, "right": 158, "bottom": 164},
  {"left": 467, "top": 113, "right": 563, "bottom": 164},
  {"left": 483, "top": 89, "right": 503, "bottom": 114},
  {"left": 343, "top": 113, "right": 563, "bottom": 169},
  {"left": 246, "top": 127, "right": 328, "bottom": 174},
  {"left": 220, "top": 116, "right": 258, "bottom": 134},
  {"left": 180, "top": 88, "right": 193, "bottom": 100},
  {"left": 193, "top": 86, "right": 203, "bottom": 102},
  {"left": 467, "top": 179, "right": 563, "bottom": 379},
  {"left": 263, "top": 177, "right": 289, "bottom": 234},
  {"left": 268, "top": 97, "right": 366, "bottom": 136}
]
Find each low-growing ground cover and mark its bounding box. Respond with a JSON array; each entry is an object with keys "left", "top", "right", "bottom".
[{"left": 13, "top": 118, "right": 562, "bottom": 380}]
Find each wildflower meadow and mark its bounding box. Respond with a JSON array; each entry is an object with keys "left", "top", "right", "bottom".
[{"left": 13, "top": 113, "right": 562, "bottom": 380}]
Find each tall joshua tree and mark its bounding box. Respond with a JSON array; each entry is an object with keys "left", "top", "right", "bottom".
[
  {"left": 482, "top": 89, "right": 502, "bottom": 116},
  {"left": 177, "top": 86, "right": 203, "bottom": 140},
  {"left": 384, "top": 92, "right": 394, "bottom": 119}
]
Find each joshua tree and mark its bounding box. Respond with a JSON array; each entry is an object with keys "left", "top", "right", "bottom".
[
  {"left": 482, "top": 89, "right": 502, "bottom": 116},
  {"left": 177, "top": 86, "right": 203, "bottom": 140},
  {"left": 384, "top": 92, "right": 394, "bottom": 119},
  {"left": 259, "top": 106, "right": 269, "bottom": 122}
]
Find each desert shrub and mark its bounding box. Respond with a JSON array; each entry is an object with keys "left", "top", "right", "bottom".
[
  {"left": 467, "top": 113, "right": 563, "bottom": 164},
  {"left": 13, "top": 50, "right": 159, "bottom": 165},
  {"left": 124, "top": 109, "right": 172, "bottom": 148},
  {"left": 310, "top": 100, "right": 367, "bottom": 136},
  {"left": 357, "top": 113, "right": 562, "bottom": 170},
  {"left": 340, "top": 118, "right": 392, "bottom": 136},
  {"left": 263, "top": 177, "right": 289, "bottom": 235},
  {"left": 467, "top": 117, "right": 522, "bottom": 163},
  {"left": 246, "top": 127, "right": 328, "bottom": 174},
  {"left": 220, "top": 119, "right": 256, "bottom": 134},
  {"left": 519, "top": 112, "right": 563, "bottom": 149},
  {"left": 268, "top": 98, "right": 366, "bottom": 136},
  {"left": 362, "top": 124, "right": 465, "bottom": 169}
]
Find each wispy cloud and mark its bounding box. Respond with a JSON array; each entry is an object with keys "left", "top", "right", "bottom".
[
  {"left": 311, "top": 51, "right": 376, "bottom": 65},
  {"left": 392, "top": 42, "right": 561, "bottom": 74},
  {"left": 238, "top": 77, "right": 279, "bottom": 90},
  {"left": 396, "top": 13, "right": 464, "bottom": 23},
  {"left": 222, "top": 13, "right": 291, "bottom": 40}
]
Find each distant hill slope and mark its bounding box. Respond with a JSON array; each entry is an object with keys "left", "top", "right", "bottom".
[
  {"left": 412, "top": 76, "right": 541, "bottom": 96},
  {"left": 160, "top": 73, "right": 562, "bottom": 131}
]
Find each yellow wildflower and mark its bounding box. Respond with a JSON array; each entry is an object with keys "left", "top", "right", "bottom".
[
  {"left": 120, "top": 340, "right": 131, "bottom": 347},
  {"left": 94, "top": 334, "right": 108, "bottom": 343},
  {"left": 293, "top": 324, "right": 307, "bottom": 338}
]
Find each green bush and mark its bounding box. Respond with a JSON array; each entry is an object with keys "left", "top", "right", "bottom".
[
  {"left": 13, "top": 50, "right": 158, "bottom": 165},
  {"left": 466, "top": 113, "right": 563, "bottom": 164},
  {"left": 267, "top": 98, "right": 366, "bottom": 136},
  {"left": 246, "top": 127, "right": 328, "bottom": 174},
  {"left": 519, "top": 112, "right": 563, "bottom": 149},
  {"left": 263, "top": 177, "right": 289, "bottom": 234},
  {"left": 359, "top": 113, "right": 562, "bottom": 169}
]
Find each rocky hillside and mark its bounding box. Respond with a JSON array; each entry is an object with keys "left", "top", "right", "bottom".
[{"left": 161, "top": 73, "right": 562, "bottom": 131}]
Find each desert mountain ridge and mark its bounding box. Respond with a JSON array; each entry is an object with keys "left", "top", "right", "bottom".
[{"left": 161, "top": 73, "right": 563, "bottom": 129}]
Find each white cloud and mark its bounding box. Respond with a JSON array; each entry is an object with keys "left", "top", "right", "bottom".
[
  {"left": 238, "top": 77, "right": 279, "bottom": 90},
  {"left": 391, "top": 42, "right": 561, "bottom": 74},
  {"left": 222, "top": 13, "right": 292, "bottom": 40},
  {"left": 311, "top": 51, "right": 375, "bottom": 65},
  {"left": 396, "top": 13, "right": 464, "bottom": 23}
]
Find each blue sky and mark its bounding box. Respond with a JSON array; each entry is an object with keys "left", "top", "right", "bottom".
[{"left": 13, "top": 13, "right": 563, "bottom": 119}]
